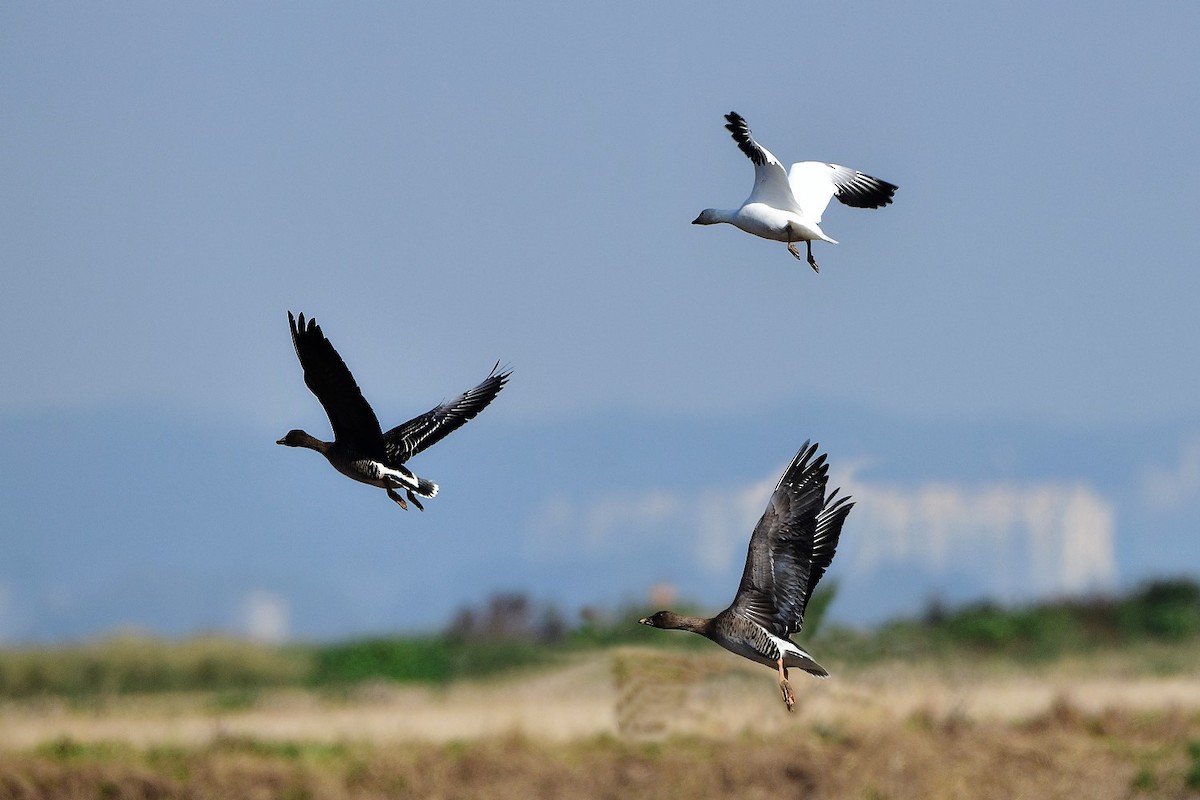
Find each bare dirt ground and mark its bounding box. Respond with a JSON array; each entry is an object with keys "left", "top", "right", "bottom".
[{"left": 2, "top": 648, "right": 1200, "bottom": 798}]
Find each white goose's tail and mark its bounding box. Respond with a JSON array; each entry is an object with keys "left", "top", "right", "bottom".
[{"left": 809, "top": 222, "right": 837, "bottom": 245}]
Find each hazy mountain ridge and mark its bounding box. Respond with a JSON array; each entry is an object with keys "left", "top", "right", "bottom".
[{"left": 1, "top": 404, "right": 1196, "bottom": 642}]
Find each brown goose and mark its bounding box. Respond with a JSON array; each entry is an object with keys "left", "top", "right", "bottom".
[
  {"left": 639, "top": 441, "right": 853, "bottom": 710},
  {"left": 277, "top": 311, "right": 509, "bottom": 510},
  {"left": 692, "top": 112, "right": 897, "bottom": 272}
]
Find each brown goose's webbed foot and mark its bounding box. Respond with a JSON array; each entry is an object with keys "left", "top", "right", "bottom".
[
  {"left": 787, "top": 242, "right": 804, "bottom": 261},
  {"left": 777, "top": 659, "right": 796, "bottom": 711},
  {"left": 779, "top": 678, "right": 796, "bottom": 711},
  {"left": 406, "top": 490, "right": 425, "bottom": 512},
  {"left": 806, "top": 242, "right": 820, "bottom": 273},
  {"left": 387, "top": 488, "right": 409, "bottom": 510}
]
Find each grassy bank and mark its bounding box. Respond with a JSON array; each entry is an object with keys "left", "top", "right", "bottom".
[{"left": 2, "top": 578, "right": 1198, "bottom": 699}]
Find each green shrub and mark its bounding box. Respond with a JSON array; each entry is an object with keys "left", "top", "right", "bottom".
[
  {"left": 307, "top": 637, "right": 552, "bottom": 686},
  {"left": 0, "top": 635, "right": 309, "bottom": 698},
  {"left": 1186, "top": 741, "right": 1200, "bottom": 791},
  {"left": 3, "top": 578, "right": 1200, "bottom": 699}
]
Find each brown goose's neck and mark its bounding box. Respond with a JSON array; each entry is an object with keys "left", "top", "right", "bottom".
[
  {"left": 648, "top": 614, "right": 710, "bottom": 638},
  {"left": 676, "top": 618, "right": 710, "bottom": 633},
  {"left": 281, "top": 430, "right": 331, "bottom": 454}
]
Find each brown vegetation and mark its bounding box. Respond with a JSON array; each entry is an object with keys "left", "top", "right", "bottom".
[
  {"left": 2, "top": 648, "right": 1200, "bottom": 798},
  {"left": 1, "top": 706, "right": 1198, "bottom": 799}
]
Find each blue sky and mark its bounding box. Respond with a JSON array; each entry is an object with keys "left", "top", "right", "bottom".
[{"left": 2, "top": 3, "right": 1199, "bottom": 642}]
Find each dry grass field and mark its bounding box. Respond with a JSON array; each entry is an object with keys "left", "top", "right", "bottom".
[{"left": 3, "top": 647, "right": 1200, "bottom": 798}]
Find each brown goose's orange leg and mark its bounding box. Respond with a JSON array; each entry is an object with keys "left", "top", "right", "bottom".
[{"left": 777, "top": 658, "right": 795, "bottom": 711}]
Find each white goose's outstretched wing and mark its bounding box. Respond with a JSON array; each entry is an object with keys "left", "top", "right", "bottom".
[
  {"left": 724, "top": 112, "right": 801, "bottom": 213},
  {"left": 787, "top": 161, "right": 898, "bottom": 224}
]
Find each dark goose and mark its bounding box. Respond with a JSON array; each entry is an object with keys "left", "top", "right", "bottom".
[
  {"left": 639, "top": 441, "right": 853, "bottom": 710},
  {"left": 278, "top": 311, "right": 509, "bottom": 510}
]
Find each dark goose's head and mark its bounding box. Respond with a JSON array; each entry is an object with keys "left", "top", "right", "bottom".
[{"left": 276, "top": 429, "right": 327, "bottom": 452}]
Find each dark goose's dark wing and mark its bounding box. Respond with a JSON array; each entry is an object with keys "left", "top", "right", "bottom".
[
  {"left": 383, "top": 363, "right": 510, "bottom": 465},
  {"left": 728, "top": 441, "right": 854, "bottom": 638},
  {"left": 288, "top": 311, "right": 384, "bottom": 452}
]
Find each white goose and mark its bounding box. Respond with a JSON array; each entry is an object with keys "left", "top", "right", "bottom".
[{"left": 693, "top": 112, "right": 897, "bottom": 272}]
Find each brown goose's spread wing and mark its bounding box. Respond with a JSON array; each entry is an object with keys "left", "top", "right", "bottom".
[
  {"left": 730, "top": 441, "right": 854, "bottom": 638},
  {"left": 288, "top": 312, "right": 384, "bottom": 453},
  {"left": 383, "top": 363, "right": 510, "bottom": 466}
]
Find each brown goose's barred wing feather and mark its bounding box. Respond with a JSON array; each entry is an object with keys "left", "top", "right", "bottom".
[
  {"left": 804, "top": 488, "right": 855, "bottom": 612},
  {"left": 383, "top": 363, "right": 510, "bottom": 466},
  {"left": 288, "top": 312, "right": 384, "bottom": 453}
]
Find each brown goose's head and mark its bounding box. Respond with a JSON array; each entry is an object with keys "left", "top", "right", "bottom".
[
  {"left": 276, "top": 429, "right": 326, "bottom": 451},
  {"left": 639, "top": 611, "right": 705, "bottom": 632}
]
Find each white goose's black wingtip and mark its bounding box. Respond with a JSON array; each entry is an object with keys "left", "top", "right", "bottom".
[
  {"left": 834, "top": 172, "right": 899, "bottom": 210},
  {"left": 724, "top": 111, "right": 767, "bottom": 167}
]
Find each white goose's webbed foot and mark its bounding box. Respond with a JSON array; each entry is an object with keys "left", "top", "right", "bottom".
[
  {"left": 806, "top": 241, "right": 820, "bottom": 273},
  {"left": 386, "top": 488, "right": 409, "bottom": 510},
  {"left": 787, "top": 242, "right": 804, "bottom": 261}
]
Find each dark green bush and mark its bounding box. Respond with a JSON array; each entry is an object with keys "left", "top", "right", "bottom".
[{"left": 3, "top": 578, "right": 1199, "bottom": 698}]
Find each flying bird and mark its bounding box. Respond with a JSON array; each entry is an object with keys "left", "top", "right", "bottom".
[
  {"left": 692, "top": 112, "right": 897, "bottom": 272},
  {"left": 639, "top": 441, "right": 853, "bottom": 711},
  {"left": 277, "top": 311, "right": 509, "bottom": 510}
]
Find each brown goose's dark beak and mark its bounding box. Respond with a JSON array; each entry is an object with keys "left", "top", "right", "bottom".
[
  {"left": 638, "top": 617, "right": 651, "bottom": 626},
  {"left": 275, "top": 438, "right": 287, "bottom": 445}
]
